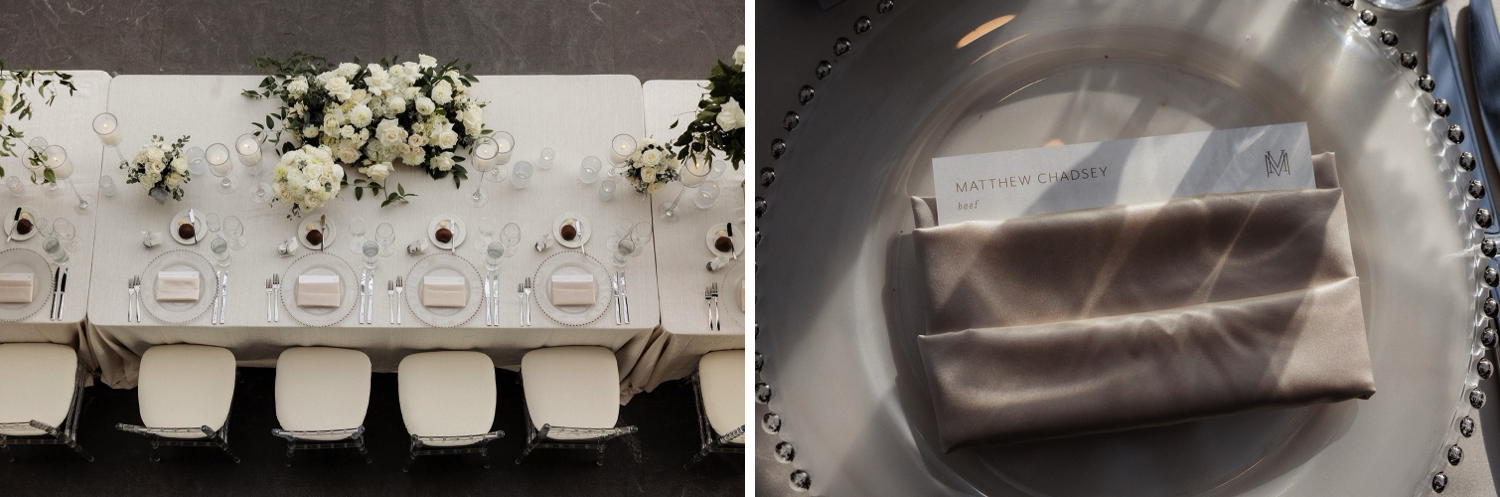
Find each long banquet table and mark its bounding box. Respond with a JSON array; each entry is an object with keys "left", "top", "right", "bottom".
[
  {"left": 621, "top": 80, "right": 747, "bottom": 396},
  {"left": 85, "top": 75, "right": 667, "bottom": 396},
  {"left": 0, "top": 70, "right": 111, "bottom": 372}
]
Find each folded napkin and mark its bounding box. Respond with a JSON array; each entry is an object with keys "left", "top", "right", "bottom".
[
  {"left": 155, "top": 271, "right": 200, "bottom": 302},
  {"left": 910, "top": 153, "right": 1374, "bottom": 450},
  {"left": 550, "top": 274, "right": 595, "bottom": 306},
  {"left": 422, "top": 275, "right": 467, "bottom": 308},
  {"left": 0, "top": 273, "right": 33, "bottom": 303},
  {"left": 296, "top": 274, "right": 341, "bottom": 308}
]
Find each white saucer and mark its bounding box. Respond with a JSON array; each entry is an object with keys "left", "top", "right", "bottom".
[
  {"left": 170, "top": 209, "right": 205, "bottom": 245},
  {"left": 705, "top": 221, "right": 743, "bottom": 258},
  {"left": 428, "top": 214, "right": 466, "bottom": 250},
  {"left": 296, "top": 216, "right": 337, "bottom": 251},
  {"left": 552, "top": 213, "right": 590, "bottom": 249},
  {"left": 4, "top": 207, "right": 39, "bottom": 242}
]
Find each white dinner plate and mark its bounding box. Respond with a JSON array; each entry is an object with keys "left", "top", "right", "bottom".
[
  {"left": 404, "top": 253, "right": 482, "bottom": 327},
  {"left": 139, "top": 249, "right": 216, "bottom": 324},
  {"left": 280, "top": 252, "right": 356, "bottom": 327},
  {"left": 0, "top": 248, "right": 52, "bottom": 321},
  {"left": 533, "top": 250, "right": 611, "bottom": 326},
  {"left": 755, "top": 1, "right": 1478, "bottom": 496},
  {"left": 552, "top": 213, "right": 590, "bottom": 249}
]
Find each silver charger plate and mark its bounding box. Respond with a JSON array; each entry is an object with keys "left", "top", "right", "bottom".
[
  {"left": 405, "top": 253, "right": 482, "bottom": 327},
  {"left": 280, "top": 251, "right": 357, "bottom": 327},
  {"left": 0, "top": 248, "right": 53, "bottom": 321},
  {"left": 756, "top": 1, "right": 1475, "bottom": 495},
  {"left": 533, "top": 250, "right": 611, "bottom": 326},
  {"left": 139, "top": 249, "right": 216, "bottom": 324}
]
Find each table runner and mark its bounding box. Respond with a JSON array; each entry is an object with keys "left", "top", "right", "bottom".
[
  {"left": 621, "top": 80, "right": 747, "bottom": 397},
  {"left": 86, "top": 75, "right": 661, "bottom": 396},
  {"left": 0, "top": 70, "right": 110, "bottom": 371}
]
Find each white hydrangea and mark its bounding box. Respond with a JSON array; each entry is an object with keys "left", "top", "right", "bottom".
[
  {"left": 349, "top": 103, "right": 373, "bottom": 128},
  {"left": 418, "top": 54, "right": 437, "bottom": 68},
  {"left": 431, "top": 80, "right": 453, "bottom": 105},
  {"left": 287, "top": 76, "right": 309, "bottom": 97}
]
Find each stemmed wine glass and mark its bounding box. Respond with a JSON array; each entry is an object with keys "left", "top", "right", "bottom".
[
  {"left": 661, "top": 156, "right": 711, "bottom": 219},
  {"left": 224, "top": 215, "right": 246, "bottom": 250},
  {"left": 207, "top": 143, "right": 234, "bottom": 194},
  {"left": 489, "top": 131, "right": 515, "bottom": 184},
  {"left": 469, "top": 136, "right": 499, "bottom": 207},
  {"left": 236, "top": 133, "right": 263, "bottom": 178},
  {"left": 500, "top": 222, "right": 520, "bottom": 258},
  {"left": 608, "top": 220, "right": 653, "bottom": 267},
  {"left": 376, "top": 222, "right": 396, "bottom": 257}
]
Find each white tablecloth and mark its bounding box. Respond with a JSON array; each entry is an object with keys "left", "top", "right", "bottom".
[
  {"left": 0, "top": 70, "right": 110, "bottom": 371},
  {"left": 86, "top": 75, "right": 663, "bottom": 397},
  {"left": 621, "top": 80, "right": 746, "bottom": 396}
]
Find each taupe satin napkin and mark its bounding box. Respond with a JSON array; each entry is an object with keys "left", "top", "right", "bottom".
[{"left": 911, "top": 153, "right": 1374, "bottom": 451}]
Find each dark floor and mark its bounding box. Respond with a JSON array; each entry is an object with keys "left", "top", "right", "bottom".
[
  {"left": 0, "top": 368, "right": 743, "bottom": 496},
  {"left": 0, "top": 0, "right": 744, "bottom": 79}
]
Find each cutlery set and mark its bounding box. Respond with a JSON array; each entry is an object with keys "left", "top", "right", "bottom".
[
  {"left": 264, "top": 275, "right": 281, "bottom": 322},
  {"left": 210, "top": 270, "right": 229, "bottom": 325},
  {"left": 125, "top": 275, "right": 141, "bottom": 322},
  {"left": 612, "top": 270, "right": 630, "bottom": 325},
  {"left": 705, "top": 283, "right": 721, "bottom": 331},
  {"left": 356, "top": 270, "right": 372, "bottom": 324},
  {"left": 483, "top": 271, "right": 503, "bottom": 326},
  {"left": 517, "top": 277, "right": 533, "bottom": 326},
  {"left": 48, "top": 267, "right": 67, "bottom": 321}
]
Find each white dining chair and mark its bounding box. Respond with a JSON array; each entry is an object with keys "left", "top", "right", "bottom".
[
  {"left": 0, "top": 343, "right": 93, "bottom": 462},
  {"left": 271, "top": 347, "right": 372, "bottom": 465},
  {"left": 515, "top": 346, "right": 638, "bottom": 466},
  {"left": 398, "top": 350, "right": 503, "bottom": 472},
  {"left": 115, "top": 344, "right": 239, "bottom": 463},
  {"left": 686, "top": 349, "right": 745, "bottom": 468}
]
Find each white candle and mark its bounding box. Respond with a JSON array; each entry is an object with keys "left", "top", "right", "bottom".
[
  {"left": 93, "top": 113, "right": 121, "bottom": 146},
  {"left": 236, "top": 134, "right": 262, "bottom": 166},
  {"left": 681, "top": 156, "right": 709, "bottom": 187},
  {"left": 609, "top": 134, "right": 636, "bottom": 164},
  {"left": 206, "top": 143, "right": 231, "bottom": 175},
  {"left": 493, "top": 131, "right": 514, "bottom": 165}
]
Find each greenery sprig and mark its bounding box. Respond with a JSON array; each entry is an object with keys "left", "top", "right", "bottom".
[
  {"left": 671, "top": 47, "right": 745, "bottom": 170},
  {"left": 0, "top": 63, "right": 77, "bottom": 181}
]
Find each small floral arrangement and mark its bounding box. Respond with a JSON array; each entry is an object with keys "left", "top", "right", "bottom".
[
  {"left": 671, "top": 45, "right": 745, "bottom": 170},
  {"left": 272, "top": 145, "right": 345, "bottom": 218},
  {"left": 121, "top": 135, "right": 191, "bottom": 204},
  {"left": 244, "top": 52, "right": 488, "bottom": 195},
  {"left": 621, "top": 138, "right": 682, "bottom": 194}
]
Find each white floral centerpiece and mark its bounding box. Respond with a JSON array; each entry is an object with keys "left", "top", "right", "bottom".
[
  {"left": 271, "top": 145, "right": 345, "bottom": 218},
  {"left": 120, "top": 135, "right": 191, "bottom": 204},
  {"left": 621, "top": 138, "right": 682, "bottom": 194},
  {"left": 670, "top": 45, "right": 745, "bottom": 170},
  {"left": 243, "top": 52, "right": 489, "bottom": 201}
]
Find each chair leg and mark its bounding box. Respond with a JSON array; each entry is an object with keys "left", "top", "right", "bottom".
[
  {"left": 596, "top": 443, "right": 607, "bottom": 467},
  {"left": 403, "top": 438, "right": 418, "bottom": 473},
  {"left": 1, "top": 438, "right": 12, "bottom": 463},
  {"left": 149, "top": 440, "right": 161, "bottom": 462},
  {"left": 62, "top": 436, "right": 94, "bottom": 463},
  {"left": 356, "top": 435, "right": 372, "bottom": 464},
  {"left": 686, "top": 440, "right": 716, "bottom": 470},
  {"left": 218, "top": 439, "right": 241, "bottom": 464},
  {"left": 481, "top": 447, "right": 491, "bottom": 469},
  {"left": 285, "top": 439, "right": 296, "bottom": 467},
  {"left": 515, "top": 438, "right": 537, "bottom": 465}
]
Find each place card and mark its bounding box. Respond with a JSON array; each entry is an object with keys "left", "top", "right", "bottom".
[
  {"left": 550, "top": 274, "right": 595, "bottom": 306},
  {"left": 155, "top": 271, "right": 200, "bottom": 302},
  {"left": 0, "top": 273, "right": 33, "bottom": 303},
  {"left": 422, "top": 275, "right": 467, "bottom": 308},
  {"left": 931, "top": 122, "right": 1315, "bottom": 225}
]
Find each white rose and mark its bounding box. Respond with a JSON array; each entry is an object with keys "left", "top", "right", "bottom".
[
  {"left": 349, "top": 88, "right": 370, "bottom": 105},
  {"left": 287, "top": 76, "right": 309, "bottom": 97},
  {"left": 716, "top": 98, "right": 745, "bottom": 131},
  {"left": 386, "top": 95, "right": 407, "bottom": 115},
  {"left": 459, "top": 107, "right": 483, "bottom": 136},
  {"left": 435, "top": 127, "right": 459, "bottom": 149},
  {"left": 340, "top": 125, "right": 357, "bottom": 140},
  {"left": 322, "top": 113, "right": 342, "bottom": 132},
  {"left": 647, "top": 182, "right": 666, "bottom": 194},
  {"left": 146, "top": 160, "right": 166, "bottom": 174},
  {"left": 401, "top": 145, "right": 426, "bottom": 166},
  {"left": 641, "top": 149, "right": 662, "bottom": 166},
  {"left": 376, "top": 119, "right": 408, "bottom": 146},
  {"left": 164, "top": 173, "right": 181, "bottom": 189},
  {"left": 170, "top": 157, "right": 186, "bottom": 173},
  {"left": 302, "top": 125, "right": 319, "bottom": 138},
  {"left": 349, "top": 103, "right": 373, "bottom": 128},
  {"left": 337, "top": 142, "right": 361, "bottom": 164},
  {"left": 325, "top": 76, "right": 354, "bottom": 101},
  {"left": 733, "top": 45, "right": 745, "bottom": 66},
  {"left": 146, "top": 172, "right": 161, "bottom": 185},
  {"left": 431, "top": 80, "right": 453, "bottom": 105},
  {"left": 366, "top": 162, "right": 392, "bottom": 180},
  {"left": 363, "top": 64, "right": 390, "bottom": 95},
  {"left": 147, "top": 147, "right": 165, "bottom": 162},
  {"left": 407, "top": 133, "right": 428, "bottom": 148},
  {"left": 430, "top": 152, "right": 455, "bottom": 171},
  {"left": 418, "top": 54, "right": 437, "bottom": 68},
  {"left": 415, "top": 96, "right": 435, "bottom": 115}
]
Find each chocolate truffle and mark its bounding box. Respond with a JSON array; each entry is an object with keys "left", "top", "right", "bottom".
[
  {"left": 15, "top": 218, "right": 32, "bottom": 235},
  {"left": 305, "top": 229, "right": 323, "bottom": 246},
  {"left": 715, "top": 236, "right": 733, "bottom": 253},
  {"left": 560, "top": 224, "right": 577, "bottom": 241},
  {"left": 177, "top": 223, "right": 195, "bottom": 240},
  {"left": 435, "top": 228, "right": 453, "bottom": 244}
]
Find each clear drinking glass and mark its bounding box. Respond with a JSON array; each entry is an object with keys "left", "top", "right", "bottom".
[
  {"left": 51, "top": 218, "right": 76, "bottom": 250},
  {"left": 485, "top": 242, "right": 504, "bottom": 270},
  {"left": 224, "top": 216, "right": 245, "bottom": 250},
  {"left": 98, "top": 176, "right": 117, "bottom": 197},
  {"left": 186, "top": 146, "right": 207, "bottom": 176},
  {"left": 511, "top": 161, "right": 533, "bottom": 189},
  {"left": 694, "top": 180, "right": 720, "bottom": 209},
  {"left": 376, "top": 222, "right": 396, "bottom": 256},
  {"left": 211, "top": 236, "right": 230, "bottom": 267},
  {"left": 362, "top": 240, "right": 380, "bottom": 269},
  {"left": 7, "top": 177, "right": 25, "bottom": 197},
  {"left": 205, "top": 212, "right": 222, "bottom": 234},
  {"left": 598, "top": 179, "right": 616, "bottom": 202},
  {"left": 347, "top": 217, "right": 369, "bottom": 253},
  {"left": 43, "top": 236, "right": 68, "bottom": 265},
  {"left": 578, "top": 156, "right": 602, "bottom": 184},
  {"left": 42, "top": 145, "right": 69, "bottom": 198},
  {"left": 207, "top": 143, "right": 234, "bottom": 194},
  {"left": 501, "top": 222, "right": 520, "bottom": 257},
  {"left": 538, "top": 148, "right": 555, "bottom": 169},
  {"left": 611, "top": 236, "right": 637, "bottom": 267}
]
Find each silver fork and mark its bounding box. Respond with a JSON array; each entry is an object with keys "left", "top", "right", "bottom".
[
  {"left": 704, "top": 285, "right": 714, "bottom": 330},
  {"left": 711, "top": 282, "right": 721, "bottom": 331},
  {"left": 265, "top": 278, "right": 273, "bottom": 322},
  {"left": 127, "top": 277, "right": 136, "bottom": 322},
  {"left": 133, "top": 276, "right": 142, "bottom": 322},
  {"left": 523, "top": 277, "right": 534, "bottom": 326},
  {"left": 517, "top": 281, "right": 527, "bottom": 326},
  {"left": 388, "top": 280, "right": 395, "bottom": 324},
  {"left": 272, "top": 274, "right": 281, "bottom": 322},
  {"left": 395, "top": 276, "right": 405, "bottom": 325}
]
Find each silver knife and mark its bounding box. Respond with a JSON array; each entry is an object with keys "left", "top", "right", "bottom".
[
  {"left": 358, "top": 271, "right": 368, "bottom": 324},
  {"left": 48, "top": 267, "right": 60, "bottom": 320},
  {"left": 219, "top": 271, "right": 229, "bottom": 324},
  {"left": 54, "top": 268, "right": 67, "bottom": 321},
  {"left": 621, "top": 271, "right": 630, "bottom": 324},
  {"left": 210, "top": 271, "right": 220, "bottom": 324},
  {"left": 611, "top": 272, "right": 621, "bottom": 325}
]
